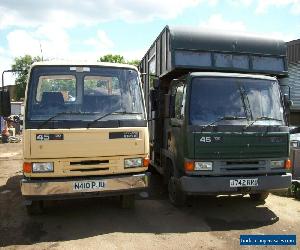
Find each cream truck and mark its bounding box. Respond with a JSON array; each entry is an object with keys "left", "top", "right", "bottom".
[{"left": 0, "top": 61, "right": 150, "bottom": 214}]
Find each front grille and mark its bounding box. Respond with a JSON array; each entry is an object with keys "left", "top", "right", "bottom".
[
  {"left": 225, "top": 167, "right": 260, "bottom": 171},
  {"left": 220, "top": 160, "right": 266, "bottom": 175},
  {"left": 64, "top": 159, "right": 112, "bottom": 174},
  {"left": 226, "top": 161, "right": 259, "bottom": 165},
  {"left": 70, "top": 160, "right": 109, "bottom": 165},
  {"left": 70, "top": 167, "right": 109, "bottom": 172}
]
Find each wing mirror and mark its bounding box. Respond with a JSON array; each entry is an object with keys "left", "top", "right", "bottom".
[
  {"left": 169, "top": 95, "right": 176, "bottom": 118},
  {"left": 150, "top": 89, "right": 158, "bottom": 111},
  {"left": 284, "top": 94, "right": 293, "bottom": 108},
  {"left": 0, "top": 91, "right": 11, "bottom": 117}
]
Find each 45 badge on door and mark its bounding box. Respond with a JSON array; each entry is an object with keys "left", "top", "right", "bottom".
[
  {"left": 36, "top": 134, "right": 64, "bottom": 141},
  {"left": 199, "top": 136, "right": 223, "bottom": 143}
]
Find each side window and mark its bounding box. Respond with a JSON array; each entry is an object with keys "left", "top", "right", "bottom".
[
  {"left": 127, "top": 77, "right": 142, "bottom": 112},
  {"left": 174, "top": 84, "right": 185, "bottom": 120},
  {"left": 181, "top": 85, "right": 186, "bottom": 117}
]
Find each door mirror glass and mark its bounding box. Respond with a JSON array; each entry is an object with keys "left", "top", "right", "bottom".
[
  {"left": 284, "top": 94, "right": 293, "bottom": 108},
  {"left": 152, "top": 78, "right": 159, "bottom": 89},
  {"left": 169, "top": 95, "right": 176, "bottom": 118},
  {"left": 150, "top": 89, "right": 158, "bottom": 111},
  {"left": 0, "top": 91, "right": 11, "bottom": 117}
]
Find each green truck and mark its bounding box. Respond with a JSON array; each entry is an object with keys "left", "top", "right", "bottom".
[{"left": 139, "top": 26, "right": 292, "bottom": 206}]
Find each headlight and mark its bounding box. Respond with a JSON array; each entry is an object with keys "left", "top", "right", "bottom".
[
  {"left": 124, "top": 158, "right": 143, "bottom": 168},
  {"left": 32, "top": 162, "right": 54, "bottom": 172},
  {"left": 194, "top": 161, "right": 213, "bottom": 171},
  {"left": 270, "top": 160, "right": 284, "bottom": 168}
]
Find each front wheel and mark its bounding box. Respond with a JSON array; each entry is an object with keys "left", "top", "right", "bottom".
[
  {"left": 26, "top": 200, "right": 44, "bottom": 215},
  {"left": 295, "top": 187, "right": 300, "bottom": 200},
  {"left": 120, "top": 194, "right": 135, "bottom": 209},
  {"left": 168, "top": 177, "right": 186, "bottom": 206},
  {"left": 249, "top": 192, "right": 269, "bottom": 202}
]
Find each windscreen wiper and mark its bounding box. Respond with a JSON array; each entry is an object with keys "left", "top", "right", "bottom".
[
  {"left": 239, "top": 86, "right": 253, "bottom": 120},
  {"left": 200, "top": 116, "right": 247, "bottom": 132},
  {"left": 243, "top": 116, "right": 283, "bottom": 131},
  {"left": 38, "top": 111, "right": 89, "bottom": 129},
  {"left": 87, "top": 111, "right": 143, "bottom": 128}
]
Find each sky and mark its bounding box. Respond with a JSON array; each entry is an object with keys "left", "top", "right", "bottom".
[{"left": 0, "top": 0, "right": 300, "bottom": 85}]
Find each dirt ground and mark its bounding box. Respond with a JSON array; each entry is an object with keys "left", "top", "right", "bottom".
[{"left": 0, "top": 142, "right": 299, "bottom": 250}]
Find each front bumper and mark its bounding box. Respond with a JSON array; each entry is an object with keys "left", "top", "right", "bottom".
[
  {"left": 21, "top": 172, "right": 150, "bottom": 200},
  {"left": 180, "top": 174, "right": 291, "bottom": 195}
]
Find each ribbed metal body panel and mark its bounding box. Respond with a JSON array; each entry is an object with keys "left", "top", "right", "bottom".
[
  {"left": 289, "top": 62, "right": 300, "bottom": 109},
  {"left": 287, "top": 39, "right": 300, "bottom": 64}
]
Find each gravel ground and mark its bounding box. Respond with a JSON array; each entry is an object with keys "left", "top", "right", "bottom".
[{"left": 0, "top": 142, "right": 299, "bottom": 250}]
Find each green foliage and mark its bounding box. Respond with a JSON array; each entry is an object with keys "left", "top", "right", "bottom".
[
  {"left": 98, "top": 54, "right": 140, "bottom": 67},
  {"left": 11, "top": 55, "right": 42, "bottom": 100},
  {"left": 98, "top": 54, "right": 126, "bottom": 64},
  {"left": 127, "top": 59, "right": 140, "bottom": 67}
]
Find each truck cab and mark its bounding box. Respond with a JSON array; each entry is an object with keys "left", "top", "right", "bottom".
[
  {"left": 140, "top": 26, "right": 291, "bottom": 206},
  {"left": 2, "top": 61, "right": 150, "bottom": 213},
  {"left": 166, "top": 72, "right": 290, "bottom": 204}
]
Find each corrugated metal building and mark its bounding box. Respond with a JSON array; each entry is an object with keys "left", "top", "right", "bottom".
[
  {"left": 288, "top": 39, "right": 300, "bottom": 64},
  {"left": 283, "top": 39, "right": 300, "bottom": 125}
]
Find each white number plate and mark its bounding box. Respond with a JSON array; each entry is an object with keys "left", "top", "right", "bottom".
[
  {"left": 73, "top": 180, "right": 106, "bottom": 191},
  {"left": 230, "top": 178, "right": 258, "bottom": 187}
]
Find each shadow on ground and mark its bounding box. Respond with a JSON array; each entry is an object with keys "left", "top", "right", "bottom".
[{"left": 0, "top": 172, "right": 279, "bottom": 247}]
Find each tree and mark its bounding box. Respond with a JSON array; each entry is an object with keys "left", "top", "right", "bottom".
[
  {"left": 11, "top": 55, "right": 42, "bottom": 100},
  {"left": 98, "top": 54, "right": 126, "bottom": 64},
  {"left": 98, "top": 54, "right": 140, "bottom": 67},
  {"left": 127, "top": 59, "right": 140, "bottom": 67}
]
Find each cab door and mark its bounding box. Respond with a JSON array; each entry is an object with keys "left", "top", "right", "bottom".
[{"left": 168, "top": 81, "right": 186, "bottom": 175}]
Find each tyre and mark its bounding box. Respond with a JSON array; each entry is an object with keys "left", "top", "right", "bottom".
[
  {"left": 163, "top": 163, "right": 171, "bottom": 186},
  {"left": 287, "top": 186, "right": 293, "bottom": 197},
  {"left": 148, "top": 164, "right": 159, "bottom": 175},
  {"left": 168, "top": 176, "right": 186, "bottom": 206},
  {"left": 120, "top": 194, "right": 135, "bottom": 209},
  {"left": 26, "top": 200, "right": 44, "bottom": 215},
  {"left": 295, "top": 187, "right": 300, "bottom": 200},
  {"left": 249, "top": 192, "right": 269, "bottom": 202}
]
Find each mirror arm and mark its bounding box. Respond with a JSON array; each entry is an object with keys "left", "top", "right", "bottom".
[
  {"left": 2, "top": 69, "right": 25, "bottom": 88},
  {"left": 2, "top": 71, "right": 4, "bottom": 89},
  {"left": 1, "top": 69, "right": 23, "bottom": 117},
  {"left": 280, "top": 84, "right": 291, "bottom": 99}
]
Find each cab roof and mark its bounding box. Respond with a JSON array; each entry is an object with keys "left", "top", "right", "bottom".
[{"left": 31, "top": 61, "right": 138, "bottom": 71}]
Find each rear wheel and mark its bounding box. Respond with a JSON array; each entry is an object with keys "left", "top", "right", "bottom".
[
  {"left": 249, "top": 192, "right": 269, "bottom": 202},
  {"left": 287, "top": 186, "right": 293, "bottom": 197},
  {"left": 120, "top": 194, "right": 135, "bottom": 209},
  {"left": 163, "top": 161, "right": 171, "bottom": 186},
  {"left": 168, "top": 176, "right": 186, "bottom": 206},
  {"left": 26, "top": 200, "right": 44, "bottom": 215}
]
